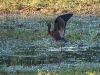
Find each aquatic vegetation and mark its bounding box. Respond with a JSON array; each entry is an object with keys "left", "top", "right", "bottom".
[{"left": 0, "top": 14, "right": 100, "bottom": 75}]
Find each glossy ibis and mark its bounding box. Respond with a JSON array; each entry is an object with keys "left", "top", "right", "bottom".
[{"left": 47, "top": 14, "right": 73, "bottom": 42}]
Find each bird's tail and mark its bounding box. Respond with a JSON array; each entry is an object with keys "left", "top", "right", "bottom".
[{"left": 61, "top": 38, "right": 68, "bottom": 43}]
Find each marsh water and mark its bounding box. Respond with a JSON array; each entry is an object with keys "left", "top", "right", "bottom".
[{"left": 0, "top": 14, "right": 100, "bottom": 72}]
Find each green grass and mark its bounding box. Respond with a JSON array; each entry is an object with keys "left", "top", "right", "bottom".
[{"left": 0, "top": 28, "right": 47, "bottom": 40}]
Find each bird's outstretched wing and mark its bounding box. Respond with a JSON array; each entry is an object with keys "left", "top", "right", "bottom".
[
  {"left": 53, "top": 17, "right": 65, "bottom": 32},
  {"left": 53, "top": 14, "right": 73, "bottom": 36},
  {"left": 58, "top": 14, "right": 73, "bottom": 25},
  {"left": 53, "top": 14, "right": 73, "bottom": 32}
]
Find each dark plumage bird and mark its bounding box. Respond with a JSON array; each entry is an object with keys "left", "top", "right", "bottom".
[{"left": 47, "top": 14, "right": 73, "bottom": 42}]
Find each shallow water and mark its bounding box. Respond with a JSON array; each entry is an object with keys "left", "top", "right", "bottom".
[{"left": 0, "top": 14, "right": 100, "bottom": 72}]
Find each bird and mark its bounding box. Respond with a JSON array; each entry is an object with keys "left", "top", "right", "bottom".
[{"left": 47, "top": 14, "right": 73, "bottom": 43}]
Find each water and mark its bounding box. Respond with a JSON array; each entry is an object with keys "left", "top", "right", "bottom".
[{"left": 0, "top": 14, "right": 100, "bottom": 72}]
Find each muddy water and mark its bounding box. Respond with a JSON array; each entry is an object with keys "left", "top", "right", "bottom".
[{"left": 0, "top": 14, "right": 100, "bottom": 72}]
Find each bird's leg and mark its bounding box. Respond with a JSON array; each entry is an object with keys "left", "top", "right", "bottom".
[
  {"left": 58, "top": 41, "right": 62, "bottom": 51},
  {"left": 60, "top": 42, "right": 63, "bottom": 63}
]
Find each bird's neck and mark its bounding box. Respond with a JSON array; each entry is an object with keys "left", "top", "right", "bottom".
[
  {"left": 48, "top": 26, "right": 53, "bottom": 36},
  {"left": 48, "top": 26, "right": 56, "bottom": 40}
]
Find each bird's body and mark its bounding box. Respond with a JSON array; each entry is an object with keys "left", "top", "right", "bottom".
[{"left": 47, "top": 14, "right": 73, "bottom": 42}]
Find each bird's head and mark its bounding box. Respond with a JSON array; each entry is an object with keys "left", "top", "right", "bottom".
[{"left": 47, "top": 24, "right": 51, "bottom": 28}]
